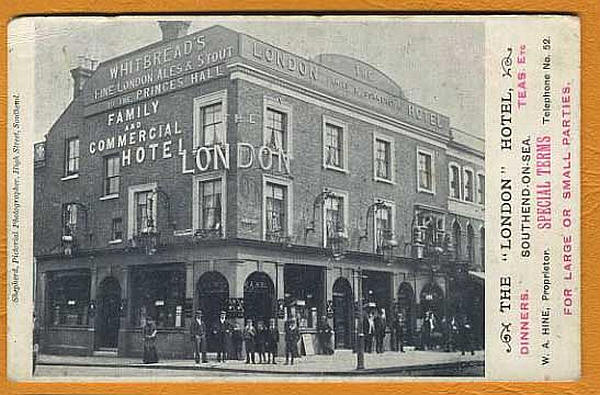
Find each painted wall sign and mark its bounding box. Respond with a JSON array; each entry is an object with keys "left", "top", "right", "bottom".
[
  {"left": 83, "top": 26, "right": 239, "bottom": 116},
  {"left": 239, "top": 35, "right": 450, "bottom": 134}
]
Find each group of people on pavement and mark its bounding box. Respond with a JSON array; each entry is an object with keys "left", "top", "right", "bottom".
[
  {"left": 419, "top": 310, "right": 476, "bottom": 355},
  {"left": 141, "top": 308, "right": 477, "bottom": 364}
]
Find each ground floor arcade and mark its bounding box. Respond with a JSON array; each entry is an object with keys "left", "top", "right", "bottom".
[{"left": 35, "top": 239, "right": 483, "bottom": 358}]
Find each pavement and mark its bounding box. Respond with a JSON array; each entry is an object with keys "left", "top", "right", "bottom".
[{"left": 37, "top": 349, "right": 484, "bottom": 376}]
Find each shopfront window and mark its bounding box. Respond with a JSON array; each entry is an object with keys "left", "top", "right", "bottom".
[
  {"left": 284, "top": 264, "right": 324, "bottom": 329},
  {"left": 131, "top": 267, "right": 186, "bottom": 328},
  {"left": 48, "top": 272, "right": 91, "bottom": 326}
]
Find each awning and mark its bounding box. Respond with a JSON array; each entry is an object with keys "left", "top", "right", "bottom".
[{"left": 468, "top": 271, "right": 485, "bottom": 282}]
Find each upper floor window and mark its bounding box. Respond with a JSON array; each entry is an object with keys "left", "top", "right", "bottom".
[
  {"left": 263, "top": 97, "right": 292, "bottom": 154},
  {"left": 135, "top": 190, "right": 155, "bottom": 234},
  {"left": 323, "top": 116, "right": 347, "bottom": 171},
  {"left": 477, "top": 173, "right": 485, "bottom": 205},
  {"left": 449, "top": 164, "right": 461, "bottom": 199},
  {"left": 464, "top": 168, "right": 474, "bottom": 202},
  {"left": 111, "top": 217, "right": 123, "bottom": 242},
  {"left": 265, "top": 108, "right": 287, "bottom": 151},
  {"left": 265, "top": 182, "right": 287, "bottom": 240},
  {"left": 104, "top": 154, "right": 120, "bottom": 196},
  {"left": 63, "top": 203, "right": 78, "bottom": 235},
  {"left": 373, "top": 134, "right": 393, "bottom": 182},
  {"left": 417, "top": 149, "right": 434, "bottom": 193},
  {"left": 198, "top": 178, "right": 222, "bottom": 231},
  {"left": 65, "top": 137, "right": 80, "bottom": 176},
  {"left": 323, "top": 190, "right": 348, "bottom": 247},
  {"left": 193, "top": 90, "right": 227, "bottom": 149},
  {"left": 374, "top": 202, "right": 394, "bottom": 254},
  {"left": 127, "top": 183, "right": 157, "bottom": 240}
]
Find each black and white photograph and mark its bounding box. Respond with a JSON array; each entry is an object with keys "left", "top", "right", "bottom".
[{"left": 27, "top": 16, "right": 487, "bottom": 379}]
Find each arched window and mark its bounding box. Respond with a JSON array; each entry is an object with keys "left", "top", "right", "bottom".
[
  {"left": 467, "top": 224, "right": 475, "bottom": 263},
  {"left": 453, "top": 220, "right": 462, "bottom": 260}
]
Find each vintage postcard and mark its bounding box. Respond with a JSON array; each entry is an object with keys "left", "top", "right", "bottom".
[{"left": 6, "top": 15, "right": 580, "bottom": 381}]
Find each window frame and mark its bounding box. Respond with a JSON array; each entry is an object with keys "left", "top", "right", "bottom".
[
  {"left": 448, "top": 162, "right": 462, "bottom": 200},
  {"left": 322, "top": 188, "right": 350, "bottom": 248},
  {"left": 477, "top": 171, "right": 485, "bottom": 205},
  {"left": 263, "top": 97, "right": 293, "bottom": 156},
  {"left": 103, "top": 154, "right": 121, "bottom": 198},
  {"left": 372, "top": 132, "right": 395, "bottom": 184},
  {"left": 192, "top": 171, "right": 227, "bottom": 237},
  {"left": 463, "top": 166, "right": 475, "bottom": 203},
  {"left": 127, "top": 182, "right": 157, "bottom": 240},
  {"left": 110, "top": 217, "right": 123, "bottom": 244},
  {"left": 64, "top": 137, "right": 80, "bottom": 178},
  {"left": 322, "top": 115, "right": 348, "bottom": 173},
  {"left": 262, "top": 174, "right": 293, "bottom": 241},
  {"left": 373, "top": 199, "right": 396, "bottom": 254},
  {"left": 416, "top": 147, "right": 435, "bottom": 194},
  {"left": 193, "top": 90, "right": 228, "bottom": 150}
]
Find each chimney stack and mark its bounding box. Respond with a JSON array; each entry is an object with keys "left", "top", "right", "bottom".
[
  {"left": 158, "top": 21, "right": 191, "bottom": 41},
  {"left": 70, "top": 56, "right": 97, "bottom": 99}
]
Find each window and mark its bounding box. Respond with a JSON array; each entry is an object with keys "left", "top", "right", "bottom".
[
  {"left": 127, "top": 183, "right": 157, "bottom": 240},
  {"left": 193, "top": 90, "right": 227, "bottom": 149},
  {"left": 467, "top": 224, "right": 475, "bottom": 262},
  {"left": 111, "top": 218, "right": 123, "bottom": 242},
  {"left": 417, "top": 149, "right": 434, "bottom": 193},
  {"left": 374, "top": 202, "right": 394, "bottom": 254},
  {"left": 480, "top": 226, "right": 485, "bottom": 270},
  {"left": 48, "top": 273, "right": 91, "bottom": 326},
  {"left": 263, "top": 97, "right": 292, "bottom": 154},
  {"left": 63, "top": 203, "right": 78, "bottom": 235},
  {"left": 323, "top": 191, "right": 348, "bottom": 247},
  {"left": 477, "top": 173, "right": 485, "bottom": 205},
  {"left": 65, "top": 137, "right": 80, "bottom": 176},
  {"left": 198, "top": 179, "right": 222, "bottom": 231},
  {"left": 374, "top": 136, "right": 393, "bottom": 182},
  {"left": 323, "top": 117, "right": 347, "bottom": 171},
  {"left": 453, "top": 221, "right": 462, "bottom": 260},
  {"left": 135, "top": 191, "right": 155, "bottom": 234},
  {"left": 265, "top": 108, "right": 287, "bottom": 151},
  {"left": 449, "top": 164, "right": 461, "bottom": 199},
  {"left": 464, "top": 168, "right": 474, "bottom": 202},
  {"left": 265, "top": 182, "right": 287, "bottom": 239},
  {"left": 104, "top": 155, "right": 120, "bottom": 196}
]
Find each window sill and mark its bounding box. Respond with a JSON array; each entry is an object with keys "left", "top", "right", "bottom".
[
  {"left": 417, "top": 187, "right": 435, "bottom": 195},
  {"left": 108, "top": 239, "right": 123, "bottom": 245},
  {"left": 374, "top": 176, "right": 394, "bottom": 185},
  {"left": 61, "top": 174, "right": 79, "bottom": 181},
  {"left": 324, "top": 164, "right": 348, "bottom": 174},
  {"left": 100, "top": 194, "right": 119, "bottom": 201}
]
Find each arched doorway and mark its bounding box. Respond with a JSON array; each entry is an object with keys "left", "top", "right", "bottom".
[
  {"left": 96, "top": 277, "right": 121, "bottom": 349},
  {"left": 196, "top": 271, "right": 229, "bottom": 352},
  {"left": 420, "top": 282, "right": 444, "bottom": 319},
  {"left": 244, "top": 272, "right": 274, "bottom": 324},
  {"left": 397, "top": 282, "right": 415, "bottom": 342},
  {"left": 332, "top": 277, "right": 353, "bottom": 349}
]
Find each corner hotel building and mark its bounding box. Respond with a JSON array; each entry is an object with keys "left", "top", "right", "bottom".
[{"left": 33, "top": 22, "right": 485, "bottom": 358}]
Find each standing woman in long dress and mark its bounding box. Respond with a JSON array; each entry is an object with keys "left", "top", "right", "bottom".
[{"left": 143, "top": 316, "right": 159, "bottom": 364}]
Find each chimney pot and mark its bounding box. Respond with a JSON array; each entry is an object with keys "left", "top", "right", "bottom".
[
  {"left": 158, "top": 21, "right": 191, "bottom": 41},
  {"left": 70, "top": 65, "right": 93, "bottom": 99}
]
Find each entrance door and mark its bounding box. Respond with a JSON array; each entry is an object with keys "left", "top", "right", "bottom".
[
  {"left": 197, "top": 271, "right": 229, "bottom": 352},
  {"left": 97, "top": 277, "right": 121, "bottom": 349},
  {"left": 332, "top": 278, "right": 353, "bottom": 349},
  {"left": 244, "top": 272, "right": 274, "bottom": 324}
]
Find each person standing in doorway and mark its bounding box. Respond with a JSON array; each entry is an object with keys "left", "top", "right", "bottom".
[
  {"left": 375, "top": 309, "right": 386, "bottom": 353},
  {"left": 142, "top": 316, "right": 159, "bottom": 364},
  {"left": 317, "top": 315, "right": 334, "bottom": 355},
  {"left": 189, "top": 310, "right": 207, "bottom": 363},
  {"left": 364, "top": 311, "right": 376, "bottom": 353},
  {"left": 243, "top": 319, "right": 256, "bottom": 364}
]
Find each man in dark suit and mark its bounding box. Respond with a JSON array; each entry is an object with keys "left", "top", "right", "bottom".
[
  {"left": 317, "top": 315, "right": 334, "bottom": 355},
  {"left": 212, "top": 310, "right": 231, "bottom": 362},
  {"left": 189, "top": 309, "right": 207, "bottom": 363}
]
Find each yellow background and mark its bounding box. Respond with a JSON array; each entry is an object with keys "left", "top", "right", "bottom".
[{"left": 1, "top": 1, "right": 598, "bottom": 393}]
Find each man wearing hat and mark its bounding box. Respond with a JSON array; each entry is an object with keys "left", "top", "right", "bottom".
[
  {"left": 212, "top": 310, "right": 231, "bottom": 362},
  {"left": 190, "top": 309, "right": 207, "bottom": 363}
]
